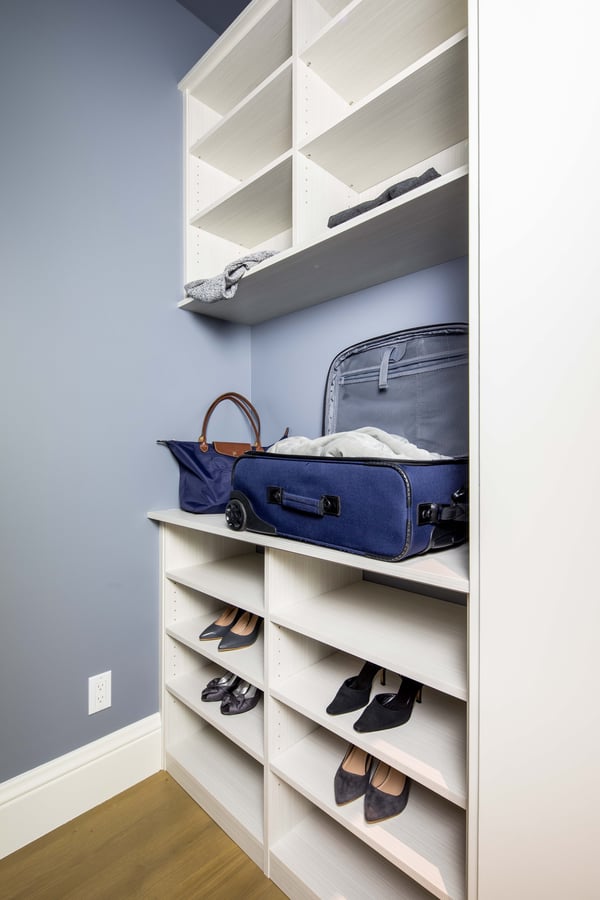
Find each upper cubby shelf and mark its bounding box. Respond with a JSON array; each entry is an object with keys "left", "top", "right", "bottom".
[
  {"left": 300, "top": 32, "right": 468, "bottom": 191},
  {"left": 189, "top": 59, "right": 292, "bottom": 181},
  {"left": 300, "top": 0, "right": 467, "bottom": 106},
  {"left": 181, "top": 167, "right": 467, "bottom": 324},
  {"left": 190, "top": 152, "right": 292, "bottom": 247},
  {"left": 179, "top": 0, "right": 292, "bottom": 115}
]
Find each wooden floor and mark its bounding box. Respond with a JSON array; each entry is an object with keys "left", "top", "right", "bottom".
[{"left": 0, "top": 773, "right": 287, "bottom": 900}]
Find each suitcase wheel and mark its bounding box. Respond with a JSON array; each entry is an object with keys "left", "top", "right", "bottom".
[{"left": 225, "top": 498, "right": 247, "bottom": 531}]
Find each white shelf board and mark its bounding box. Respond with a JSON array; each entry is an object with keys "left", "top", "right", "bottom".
[
  {"left": 302, "top": 0, "right": 467, "bottom": 104},
  {"left": 166, "top": 728, "right": 264, "bottom": 864},
  {"left": 178, "top": 167, "right": 467, "bottom": 325},
  {"left": 271, "top": 581, "right": 467, "bottom": 700},
  {"left": 190, "top": 152, "right": 292, "bottom": 246},
  {"left": 301, "top": 32, "right": 468, "bottom": 191},
  {"left": 190, "top": 60, "right": 292, "bottom": 181},
  {"left": 149, "top": 510, "right": 469, "bottom": 593},
  {"left": 166, "top": 613, "right": 265, "bottom": 690},
  {"left": 166, "top": 667, "right": 264, "bottom": 763},
  {"left": 271, "top": 651, "right": 466, "bottom": 806},
  {"left": 166, "top": 552, "right": 264, "bottom": 613},
  {"left": 271, "top": 727, "right": 465, "bottom": 899},
  {"left": 270, "top": 805, "right": 434, "bottom": 900},
  {"left": 181, "top": 0, "right": 292, "bottom": 115}
]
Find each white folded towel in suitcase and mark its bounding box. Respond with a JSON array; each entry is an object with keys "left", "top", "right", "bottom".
[{"left": 267, "top": 426, "right": 448, "bottom": 460}]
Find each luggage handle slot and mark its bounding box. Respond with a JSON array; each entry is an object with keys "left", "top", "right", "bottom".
[{"left": 267, "top": 486, "right": 340, "bottom": 517}]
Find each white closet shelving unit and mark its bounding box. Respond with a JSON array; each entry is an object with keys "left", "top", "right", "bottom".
[
  {"left": 178, "top": 0, "right": 468, "bottom": 325},
  {"left": 153, "top": 0, "right": 472, "bottom": 896},
  {"left": 149, "top": 510, "right": 469, "bottom": 899}
]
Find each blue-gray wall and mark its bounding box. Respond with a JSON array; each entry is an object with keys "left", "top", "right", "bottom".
[
  {"left": 251, "top": 258, "right": 468, "bottom": 437},
  {"left": 0, "top": 0, "right": 252, "bottom": 782},
  {"left": 0, "top": 0, "right": 468, "bottom": 786}
]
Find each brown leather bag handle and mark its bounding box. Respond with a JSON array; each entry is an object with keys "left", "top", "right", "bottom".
[{"left": 199, "top": 392, "right": 262, "bottom": 452}]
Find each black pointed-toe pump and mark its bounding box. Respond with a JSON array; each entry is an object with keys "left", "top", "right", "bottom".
[
  {"left": 326, "top": 661, "right": 386, "bottom": 716},
  {"left": 353, "top": 675, "right": 423, "bottom": 733}
]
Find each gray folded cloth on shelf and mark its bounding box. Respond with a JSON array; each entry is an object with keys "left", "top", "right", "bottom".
[
  {"left": 184, "top": 250, "right": 278, "bottom": 304},
  {"left": 327, "top": 168, "right": 441, "bottom": 229}
]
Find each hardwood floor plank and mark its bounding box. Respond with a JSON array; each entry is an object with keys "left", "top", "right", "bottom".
[{"left": 0, "top": 773, "right": 286, "bottom": 899}]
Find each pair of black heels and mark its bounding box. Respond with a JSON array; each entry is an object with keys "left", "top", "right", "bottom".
[
  {"left": 334, "top": 744, "right": 410, "bottom": 823},
  {"left": 327, "top": 661, "right": 423, "bottom": 732},
  {"left": 201, "top": 670, "right": 262, "bottom": 715},
  {"left": 199, "top": 605, "right": 262, "bottom": 651}
]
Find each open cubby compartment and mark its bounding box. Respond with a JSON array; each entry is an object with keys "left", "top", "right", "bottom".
[
  {"left": 189, "top": 59, "right": 293, "bottom": 182},
  {"left": 269, "top": 626, "right": 466, "bottom": 807},
  {"left": 269, "top": 703, "right": 466, "bottom": 900},
  {"left": 165, "top": 695, "right": 266, "bottom": 870},
  {"left": 269, "top": 788, "right": 435, "bottom": 900},
  {"left": 164, "top": 581, "right": 265, "bottom": 693},
  {"left": 266, "top": 550, "right": 468, "bottom": 700},
  {"left": 298, "top": 30, "right": 468, "bottom": 184},
  {"left": 295, "top": 140, "right": 468, "bottom": 245},
  {"left": 181, "top": 0, "right": 292, "bottom": 118},
  {"left": 165, "top": 639, "right": 265, "bottom": 764},
  {"left": 300, "top": 0, "right": 467, "bottom": 105}
]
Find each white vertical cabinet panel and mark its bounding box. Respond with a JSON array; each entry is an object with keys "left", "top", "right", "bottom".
[{"left": 475, "top": 2, "right": 600, "bottom": 899}]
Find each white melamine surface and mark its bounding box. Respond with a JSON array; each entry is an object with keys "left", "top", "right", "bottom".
[
  {"left": 183, "top": 0, "right": 292, "bottom": 114},
  {"left": 179, "top": 169, "right": 467, "bottom": 324},
  {"left": 190, "top": 60, "right": 292, "bottom": 181},
  {"left": 272, "top": 651, "right": 466, "bottom": 806},
  {"left": 167, "top": 729, "right": 264, "bottom": 840},
  {"left": 301, "top": 33, "right": 468, "bottom": 191},
  {"left": 270, "top": 805, "right": 434, "bottom": 900},
  {"left": 166, "top": 667, "right": 264, "bottom": 763},
  {"left": 302, "top": 0, "right": 467, "bottom": 105},
  {"left": 150, "top": 510, "right": 469, "bottom": 592},
  {"left": 166, "top": 615, "right": 265, "bottom": 690},
  {"left": 190, "top": 152, "right": 292, "bottom": 246},
  {"left": 272, "top": 580, "right": 467, "bottom": 700},
  {"left": 271, "top": 727, "right": 465, "bottom": 899},
  {"left": 166, "top": 552, "right": 264, "bottom": 613}
]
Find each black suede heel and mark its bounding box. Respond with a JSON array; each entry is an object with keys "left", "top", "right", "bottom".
[
  {"left": 353, "top": 676, "right": 423, "bottom": 733},
  {"left": 326, "top": 661, "right": 386, "bottom": 715},
  {"left": 333, "top": 745, "right": 373, "bottom": 805},
  {"left": 364, "top": 762, "right": 411, "bottom": 823}
]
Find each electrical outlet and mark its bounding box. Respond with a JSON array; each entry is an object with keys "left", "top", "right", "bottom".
[{"left": 88, "top": 671, "right": 112, "bottom": 715}]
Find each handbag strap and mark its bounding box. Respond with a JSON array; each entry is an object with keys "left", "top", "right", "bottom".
[{"left": 199, "top": 392, "right": 262, "bottom": 452}]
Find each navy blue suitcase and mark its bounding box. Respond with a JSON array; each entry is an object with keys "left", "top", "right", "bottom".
[{"left": 225, "top": 325, "right": 468, "bottom": 561}]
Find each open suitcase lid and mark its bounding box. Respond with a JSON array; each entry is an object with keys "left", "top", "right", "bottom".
[{"left": 323, "top": 324, "right": 468, "bottom": 458}]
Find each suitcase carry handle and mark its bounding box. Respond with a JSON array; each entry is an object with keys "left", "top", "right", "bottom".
[{"left": 267, "top": 486, "right": 340, "bottom": 517}]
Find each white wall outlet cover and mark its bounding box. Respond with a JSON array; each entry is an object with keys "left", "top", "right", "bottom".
[{"left": 88, "top": 671, "right": 112, "bottom": 715}]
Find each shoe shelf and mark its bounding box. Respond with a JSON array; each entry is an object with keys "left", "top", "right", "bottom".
[
  {"left": 178, "top": 0, "right": 468, "bottom": 324},
  {"left": 165, "top": 696, "right": 265, "bottom": 868},
  {"left": 268, "top": 562, "right": 467, "bottom": 701},
  {"left": 166, "top": 613, "right": 265, "bottom": 691},
  {"left": 299, "top": 0, "right": 467, "bottom": 106},
  {"left": 189, "top": 59, "right": 293, "bottom": 182},
  {"left": 165, "top": 551, "right": 264, "bottom": 616},
  {"left": 270, "top": 801, "right": 433, "bottom": 900},
  {"left": 166, "top": 662, "right": 264, "bottom": 764},
  {"left": 150, "top": 510, "right": 469, "bottom": 594},
  {"left": 270, "top": 641, "right": 466, "bottom": 807},
  {"left": 270, "top": 723, "right": 465, "bottom": 900}
]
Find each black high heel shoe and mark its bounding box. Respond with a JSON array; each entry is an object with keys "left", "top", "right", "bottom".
[
  {"left": 326, "top": 661, "right": 386, "bottom": 715},
  {"left": 199, "top": 606, "right": 242, "bottom": 641},
  {"left": 353, "top": 676, "right": 423, "bottom": 733},
  {"left": 364, "top": 761, "right": 411, "bottom": 823},
  {"left": 218, "top": 611, "right": 262, "bottom": 651},
  {"left": 333, "top": 744, "right": 373, "bottom": 805}
]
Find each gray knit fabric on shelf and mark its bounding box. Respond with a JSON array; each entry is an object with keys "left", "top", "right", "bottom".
[{"left": 184, "top": 250, "right": 278, "bottom": 304}]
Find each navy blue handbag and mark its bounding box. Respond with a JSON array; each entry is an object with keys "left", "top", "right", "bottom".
[{"left": 159, "top": 392, "right": 262, "bottom": 514}]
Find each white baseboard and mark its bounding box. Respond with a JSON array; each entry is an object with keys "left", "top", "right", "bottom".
[{"left": 0, "top": 714, "right": 162, "bottom": 859}]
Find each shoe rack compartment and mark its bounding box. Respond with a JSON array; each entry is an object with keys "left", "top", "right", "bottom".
[
  {"left": 267, "top": 550, "right": 467, "bottom": 701},
  {"left": 270, "top": 703, "right": 465, "bottom": 900},
  {"left": 164, "top": 695, "right": 265, "bottom": 868},
  {"left": 270, "top": 627, "right": 466, "bottom": 807},
  {"left": 165, "top": 548, "right": 265, "bottom": 616}
]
